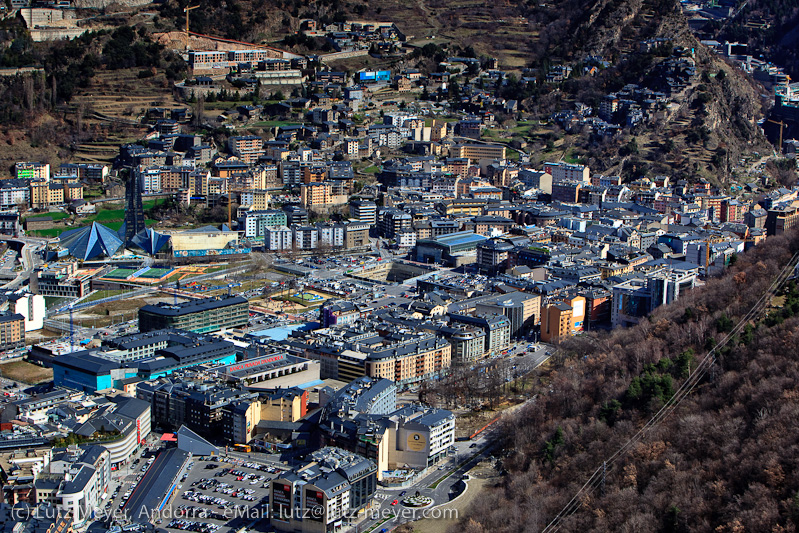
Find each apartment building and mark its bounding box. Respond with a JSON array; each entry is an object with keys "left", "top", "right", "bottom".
[
  {"left": 270, "top": 448, "right": 376, "bottom": 533},
  {"left": 261, "top": 388, "right": 308, "bottom": 423},
  {"left": 448, "top": 313, "right": 511, "bottom": 356},
  {"left": 300, "top": 181, "right": 348, "bottom": 209},
  {"left": 265, "top": 226, "right": 293, "bottom": 251},
  {"left": 349, "top": 200, "right": 378, "bottom": 226},
  {"left": 29, "top": 181, "right": 64, "bottom": 208},
  {"left": 449, "top": 143, "right": 506, "bottom": 161},
  {"left": 0, "top": 312, "right": 24, "bottom": 350},
  {"left": 238, "top": 209, "right": 288, "bottom": 240},
  {"left": 544, "top": 161, "right": 590, "bottom": 184},
  {"left": 228, "top": 136, "right": 265, "bottom": 165},
  {"left": 339, "top": 332, "right": 451, "bottom": 385},
  {"left": 15, "top": 162, "right": 50, "bottom": 181},
  {"left": 541, "top": 302, "right": 574, "bottom": 342},
  {"left": 0, "top": 179, "right": 30, "bottom": 210}
]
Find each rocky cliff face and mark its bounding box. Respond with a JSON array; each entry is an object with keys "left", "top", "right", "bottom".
[{"left": 517, "top": 0, "right": 773, "bottom": 182}]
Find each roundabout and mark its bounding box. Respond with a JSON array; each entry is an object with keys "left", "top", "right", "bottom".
[{"left": 401, "top": 495, "right": 434, "bottom": 508}]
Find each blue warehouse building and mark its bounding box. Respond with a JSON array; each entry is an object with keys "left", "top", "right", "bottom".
[
  {"left": 52, "top": 330, "right": 239, "bottom": 392},
  {"left": 52, "top": 353, "right": 137, "bottom": 393},
  {"left": 135, "top": 339, "right": 237, "bottom": 380}
]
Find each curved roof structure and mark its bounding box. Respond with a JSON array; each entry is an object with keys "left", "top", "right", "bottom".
[
  {"left": 59, "top": 222, "right": 124, "bottom": 260},
  {"left": 131, "top": 228, "right": 170, "bottom": 255}
]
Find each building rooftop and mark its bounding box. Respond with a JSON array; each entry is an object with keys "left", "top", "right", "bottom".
[
  {"left": 125, "top": 448, "right": 190, "bottom": 524},
  {"left": 139, "top": 295, "right": 248, "bottom": 317}
]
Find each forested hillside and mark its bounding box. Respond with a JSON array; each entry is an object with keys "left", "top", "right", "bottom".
[
  {"left": 0, "top": 24, "right": 185, "bottom": 172},
  {"left": 456, "top": 229, "right": 799, "bottom": 532}
]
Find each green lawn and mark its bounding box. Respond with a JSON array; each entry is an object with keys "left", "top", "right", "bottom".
[
  {"left": 143, "top": 198, "right": 168, "bottom": 211},
  {"left": 24, "top": 212, "right": 70, "bottom": 221},
  {"left": 250, "top": 120, "right": 302, "bottom": 129},
  {"left": 94, "top": 209, "right": 125, "bottom": 222},
  {"left": 139, "top": 268, "right": 172, "bottom": 278},
  {"left": 28, "top": 218, "right": 156, "bottom": 239},
  {"left": 28, "top": 228, "right": 64, "bottom": 238},
  {"left": 103, "top": 221, "right": 123, "bottom": 231},
  {"left": 362, "top": 165, "right": 379, "bottom": 173},
  {"left": 104, "top": 268, "right": 137, "bottom": 279}
]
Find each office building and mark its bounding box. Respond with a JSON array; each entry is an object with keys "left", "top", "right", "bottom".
[
  {"left": 33, "top": 262, "right": 96, "bottom": 298},
  {"left": 138, "top": 295, "right": 249, "bottom": 334},
  {"left": 345, "top": 222, "right": 370, "bottom": 249},
  {"left": 475, "top": 291, "right": 542, "bottom": 338},
  {"left": 414, "top": 231, "right": 488, "bottom": 266}
]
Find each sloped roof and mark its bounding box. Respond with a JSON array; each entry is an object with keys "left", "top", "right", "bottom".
[
  {"left": 59, "top": 222, "right": 123, "bottom": 260},
  {"left": 176, "top": 425, "right": 219, "bottom": 456},
  {"left": 131, "top": 228, "right": 170, "bottom": 255}
]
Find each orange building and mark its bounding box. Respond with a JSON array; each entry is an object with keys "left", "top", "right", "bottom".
[
  {"left": 562, "top": 295, "right": 586, "bottom": 331},
  {"left": 302, "top": 166, "right": 328, "bottom": 184},
  {"left": 0, "top": 313, "right": 24, "bottom": 350},
  {"left": 540, "top": 302, "right": 573, "bottom": 343}
]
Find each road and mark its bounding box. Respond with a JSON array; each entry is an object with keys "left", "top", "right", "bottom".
[
  {"left": 354, "top": 345, "right": 551, "bottom": 533},
  {"left": 2, "top": 236, "right": 49, "bottom": 289},
  {"left": 47, "top": 262, "right": 255, "bottom": 317}
]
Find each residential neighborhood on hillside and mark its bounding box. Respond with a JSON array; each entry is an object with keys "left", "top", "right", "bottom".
[{"left": 1, "top": 3, "right": 799, "bottom": 533}]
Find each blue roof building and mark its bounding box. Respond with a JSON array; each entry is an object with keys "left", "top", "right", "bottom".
[
  {"left": 414, "top": 231, "right": 488, "bottom": 266},
  {"left": 59, "top": 222, "right": 124, "bottom": 260},
  {"left": 131, "top": 227, "right": 171, "bottom": 255}
]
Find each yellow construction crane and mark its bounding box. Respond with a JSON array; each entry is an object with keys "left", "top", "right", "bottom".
[
  {"left": 767, "top": 118, "right": 787, "bottom": 149},
  {"left": 184, "top": 4, "right": 199, "bottom": 51}
]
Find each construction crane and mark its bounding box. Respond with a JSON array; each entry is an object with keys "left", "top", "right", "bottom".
[
  {"left": 184, "top": 4, "right": 199, "bottom": 51},
  {"left": 69, "top": 303, "right": 74, "bottom": 353},
  {"left": 767, "top": 118, "right": 787, "bottom": 150}
]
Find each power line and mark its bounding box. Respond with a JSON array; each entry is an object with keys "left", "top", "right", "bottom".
[{"left": 542, "top": 251, "right": 799, "bottom": 532}]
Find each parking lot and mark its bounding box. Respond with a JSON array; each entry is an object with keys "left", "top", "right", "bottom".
[{"left": 161, "top": 456, "right": 286, "bottom": 533}]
